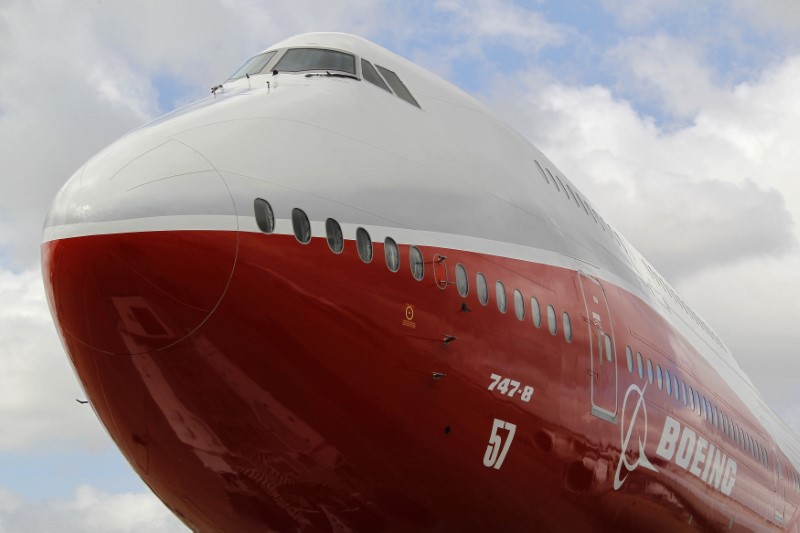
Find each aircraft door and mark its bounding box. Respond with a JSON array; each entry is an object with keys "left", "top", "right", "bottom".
[{"left": 578, "top": 273, "right": 618, "bottom": 423}]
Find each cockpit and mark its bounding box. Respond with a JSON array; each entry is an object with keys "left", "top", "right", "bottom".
[{"left": 225, "top": 47, "right": 420, "bottom": 108}]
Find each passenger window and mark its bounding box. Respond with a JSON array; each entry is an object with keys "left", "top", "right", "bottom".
[
  {"left": 513, "top": 289, "right": 524, "bottom": 320},
  {"left": 603, "top": 334, "right": 612, "bottom": 361},
  {"left": 656, "top": 364, "right": 663, "bottom": 390},
  {"left": 547, "top": 305, "right": 557, "bottom": 335},
  {"left": 694, "top": 391, "right": 701, "bottom": 416},
  {"left": 409, "top": 246, "right": 424, "bottom": 280},
  {"left": 534, "top": 160, "right": 549, "bottom": 183},
  {"left": 637, "top": 352, "right": 644, "bottom": 380},
  {"left": 292, "top": 208, "right": 311, "bottom": 244},
  {"left": 673, "top": 375, "right": 680, "bottom": 400},
  {"left": 665, "top": 369, "right": 672, "bottom": 395},
  {"left": 275, "top": 48, "right": 356, "bottom": 75},
  {"left": 688, "top": 385, "right": 695, "bottom": 411},
  {"left": 384, "top": 237, "right": 399, "bottom": 272},
  {"left": 361, "top": 59, "right": 390, "bottom": 91},
  {"left": 545, "top": 168, "right": 560, "bottom": 192},
  {"left": 563, "top": 312, "right": 572, "bottom": 342},
  {"left": 455, "top": 263, "right": 469, "bottom": 296},
  {"left": 530, "top": 297, "right": 542, "bottom": 328},
  {"left": 356, "top": 227, "right": 372, "bottom": 262},
  {"left": 700, "top": 396, "right": 707, "bottom": 419},
  {"left": 376, "top": 66, "right": 420, "bottom": 107},
  {"left": 496, "top": 281, "right": 507, "bottom": 313},
  {"left": 254, "top": 198, "right": 275, "bottom": 234},
  {"left": 681, "top": 380, "right": 687, "bottom": 405},
  {"left": 476, "top": 272, "right": 488, "bottom": 305},
  {"left": 647, "top": 359, "right": 654, "bottom": 384},
  {"left": 326, "top": 218, "right": 343, "bottom": 253},
  {"left": 626, "top": 346, "right": 633, "bottom": 373}
]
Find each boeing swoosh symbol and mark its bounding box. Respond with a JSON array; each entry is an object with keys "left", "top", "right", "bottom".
[{"left": 614, "top": 383, "right": 657, "bottom": 490}]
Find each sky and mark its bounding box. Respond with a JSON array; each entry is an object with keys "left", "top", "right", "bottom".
[{"left": 1, "top": 0, "right": 800, "bottom": 529}]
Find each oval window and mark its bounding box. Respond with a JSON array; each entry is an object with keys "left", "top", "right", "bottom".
[
  {"left": 604, "top": 334, "right": 612, "bottom": 361},
  {"left": 292, "top": 208, "right": 311, "bottom": 244},
  {"left": 547, "top": 305, "right": 557, "bottom": 336},
  {"left": 637, "top": 352, "right": 644, "bottom": 380},
  {"left": 455, "top": 263, "right": 468, "bottom": 297},
  {"left": 626, "top": 346, "right": 633, "bottom": 373},
  {"left": 530, "top": 297, "right": 541, "bottom": 328},
  {"left": 647, "top": 359, "right": 653, "bottom": 384},
  {"left": 688, "top": 386, "right": 695, "bottom": 411},
  {"left": 665, "top": 369, "right": 672, "bottom": 395},
  {"left": 681, "top": 381, "right": 688, "bottom": 406},
  {"left": 496, "top": 281, "right": 507, "bottom": 313},
  {"left": 514, "top": 289, "right": 524, "bottom": 320},
  {"left": 384, "top": 237, "right": 399, "bottom": 272},
  {"left": 254, "top": 198, "right": 275, "bottom": 234},
  {"left": 563, "top": 312, "right": 572, "bottom": 342},
  {"left": 326, "top": 218, "right": 343, "bottom": 253},
  {"left": 410, "top": 246, "right": 424, "bottom": 280},
  {"left": 356, "top": 227, "right": 372, "bottom": 263},
  {"left": 673, "top": 376, "right": 680, "bottom": 400},
  {"left": 656, "top": 364, "right": 663, "bottom": 390},
  {"left": 476, "top": 273, "right": 488, "bottom": 305}
]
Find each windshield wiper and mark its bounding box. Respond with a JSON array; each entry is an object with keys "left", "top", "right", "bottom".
[{"left": 305, "top": 71, "right": 359, "bottom": 81}]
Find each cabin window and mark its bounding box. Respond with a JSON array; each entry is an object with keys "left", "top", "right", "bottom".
[
  {"left": 656, "top": 364, "right": 663, "bottom": 390},
  {"left": 514, "top": 289, "right": 524, "bottom": 320},
  {"left": 647, "top": 359, "right": 654, "bottom": 384},
  {"left": 385, "top": 237, "right": 400, "bottom": 272},
  {"left": 603, "top": 333, "right": 612, "bottom": 362},
  {"left": 530, "top": 297, "right": 542, "bottom": 328},
  {"left": 275, "top": 48, "right": 356, "bottom": 75},
  {"left": 326, "top": 218, "right": 343, "bottom": 253},
  {"left": 455, "top": 263, "right": 469, "bottom": 297},
  {"left": 688, "top": 386, "right": 695, "bottom": 411},
  {"left": 254, "top": 198, "right": 275, "bottom": 234},
  {"left": 673, "top": 375, "right": 680, "bottom": 401},
  {"left": 681, "top": 380, "right": 687, "bottom": 406},
  {"left": 376, "top": 66, "right": 420, "bottom": 107},
  {"left": 356, "top": 227, "right": 372, "bottom": 262},
  {"left": 563, "top": 312, "right": 572, "bottom": 342},
  {"left": 547, "top": 305, "right": 557, "bottom": 335},
  {"left": 665, "top": 369, "right": 672, "bottom": 395},
  {"left": 292, "top": 208, "right": 311, "bottom": 244},
  {"left": 626, "top": 346, "right": 633, "bottom": 373},
  {"left": 637, "top": 352, "right": 644, "bottom": 380},
  {"left": 545, "top": 168, "right": 560, "bottom": 192},
  {"left": 496, "top": 281, "right": 507, "bottom": 313},
  {"left": 476, "top": 272, "right": 489, "bottom": 305},
  {"left": 700, "top": 396, "right": 707, "bottom": 419},
  {"left": 534, "top": 160, "right": 549, "bottom": 183},
  {"left": 409, "top": 246, "right": 424, "bottom": 280},
  {"left": 361, "top": 59, "right": 390, "bottom": 92},
  {"left": 694, "top": 390, "right": 701, "bottom": 416},
  {"left": 230, "top": 50, "right": 277, "bottom": 80}
]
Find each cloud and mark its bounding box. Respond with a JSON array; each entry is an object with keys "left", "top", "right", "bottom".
[
  {"left": 484, "top": 50, "right": 800, "bottom": 281},
  {"left": 0, "top": 267, "right": 109, "bottom": 452},
  {"left": 0, "top": 485, "right": 187, "bottom": 532}
]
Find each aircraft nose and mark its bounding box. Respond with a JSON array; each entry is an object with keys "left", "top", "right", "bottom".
[{"left": 42, "top": 134, "right": 238, "bottom": 355}]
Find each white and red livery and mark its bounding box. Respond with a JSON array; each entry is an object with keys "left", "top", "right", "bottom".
[{"left": 42, "top": 33, "right": 800, "bottom": 531}]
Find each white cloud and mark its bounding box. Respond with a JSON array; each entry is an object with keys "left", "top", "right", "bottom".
[
  {"left": 0, "top": 267, "right": 110, "bottom": 452},
  {"left": 0, "top": 485, "right": 187, "bottom": 533},
  {"left": 600, "top": 0, "right": 686, "bottom": 28}
]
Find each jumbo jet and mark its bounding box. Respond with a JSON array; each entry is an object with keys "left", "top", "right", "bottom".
[{"left": 41, "top": 33, "right": 800, "bottom": 531}]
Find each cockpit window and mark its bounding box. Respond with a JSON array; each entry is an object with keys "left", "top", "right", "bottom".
[
  {"left": 229, "top": 50, "right": 277, "bottom": 80},
  {"left": 274, "top": 48, "right": 356, "bottom": 75},
  {"left": 376, "top": 65, "right": 420, "bottom": 108},
  {"left": 361, "top": 59, "right": 390, "bottom": 92}
]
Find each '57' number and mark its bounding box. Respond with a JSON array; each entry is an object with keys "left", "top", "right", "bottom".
[{"left": 483, "top": 418, "right": 517, "bottom": 470}]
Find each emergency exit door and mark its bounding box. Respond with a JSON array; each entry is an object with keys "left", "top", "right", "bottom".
[{"left": 578, "top": 272, "right": 618, "bottom": 423}]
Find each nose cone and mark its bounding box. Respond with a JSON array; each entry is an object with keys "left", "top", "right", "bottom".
[{"left": 42, "top": 134, "right": 238, "bottom": 355}]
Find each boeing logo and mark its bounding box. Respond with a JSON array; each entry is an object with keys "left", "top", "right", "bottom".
[
  {"left": 614, "top": 383, "right": 657, "bottom": 490},
  {"left": 613, "top": 383, "right": 737, "bottom": 496}
]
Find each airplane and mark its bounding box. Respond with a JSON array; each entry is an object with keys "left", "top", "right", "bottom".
[{"left": 41, "top": 32, "right": 800, "bottom": 531}]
